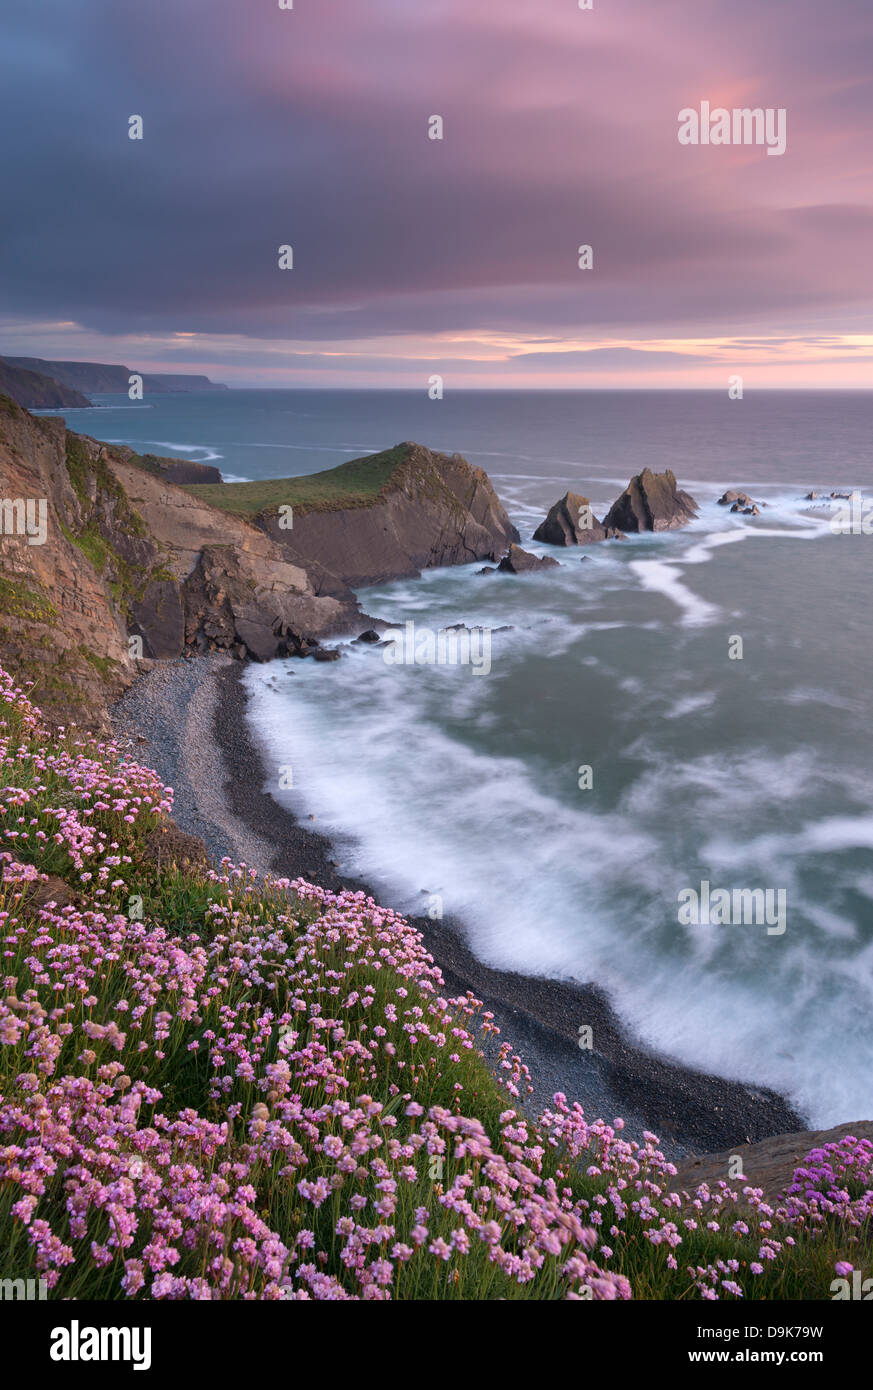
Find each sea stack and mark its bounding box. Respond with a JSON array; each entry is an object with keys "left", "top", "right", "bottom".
[
  {"left": 533, "top": 491, "right": 624, "bottom": 545},
  {"left": 602, "top": 468, "right": 698, "bottom": 532}
]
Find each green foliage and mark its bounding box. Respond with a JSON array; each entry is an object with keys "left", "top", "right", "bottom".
[
  {"left": 184, "top": 444, "right": 409, "bottom": 517},
  {"left": 0, "top": 573, "right": 57, "bottom": 623}
]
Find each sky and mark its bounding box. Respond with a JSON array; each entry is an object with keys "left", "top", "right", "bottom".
[{"left": 1, "top": 0, "right": 872, "bottom": 389}]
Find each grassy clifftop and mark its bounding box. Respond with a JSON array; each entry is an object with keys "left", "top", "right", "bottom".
[
  {"left": 184, "top": 443, "right": 409, "bottom": 517},
  {"left": 0, "top": 663, "right": 870, "bottom": 1301}
]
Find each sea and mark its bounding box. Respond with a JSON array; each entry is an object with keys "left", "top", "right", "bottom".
[{"left": 63, "top": 388, "right": 873, "bottom": 1127}]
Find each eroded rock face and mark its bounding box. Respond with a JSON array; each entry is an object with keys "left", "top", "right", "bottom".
[
  {"left": 261, "top": 442, "right": 520, "bottom": 588},
  {"left": 497, "top": 544, "right": 560, "bottom": 574},
  {"left": 0, "top": 401, "right": 135, "bottom": 726},
  {"left": 131, "top": 580, "right": 186, "bottom": 660},
  {"left": 0, "top": 399, "right": 365, "bottom": 724},
  {"left": 602, "top": 469, "right": 698, "bottom": 532},
  {"left": 183, "top": 546, "right": 357, "bottom": 661}
]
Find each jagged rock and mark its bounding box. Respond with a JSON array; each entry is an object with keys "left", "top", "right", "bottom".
[
  {"left": 477, "top": 566, "right": 496, "bottom": 574},
  {"left": 312, "top": 647, "right": 341, "bottom": 662},
  {"left": 184, "top": 546, "right": 357, "bottom": 662},
  {"left": 602, "top": 469, "right": 698, "bottom": 532},
  {"left": 731, "top": 502, "right": 760, "bottom": 516},
  {"left": 533, "top": 491, "right": 611, "bottom": 545},
  {"left": 719, "top": 490, "right": 754, "bottom": 507},
  {"left": 355, "top": 629, "right": 381, "bottom": 644},
  {"left": 603, "top": 469, "right": 698, "bottom": 532},
  {"left": 497, "top": 545, "right": 560, "bottom": 574}
]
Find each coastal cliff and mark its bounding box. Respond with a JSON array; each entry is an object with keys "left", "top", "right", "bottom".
[
  {"left": 188, "top": 440, "right": 521, "bottom": 589},
  {"left": 0, "top": 402, "right": 519, "bottom": 724},
  {"left": 0, "top": 360, "right": 91, "bottom": 410}
]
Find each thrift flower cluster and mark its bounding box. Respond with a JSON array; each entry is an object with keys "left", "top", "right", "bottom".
[{"left": 0, "top": 665, "right": 869, "bottom": 1300}]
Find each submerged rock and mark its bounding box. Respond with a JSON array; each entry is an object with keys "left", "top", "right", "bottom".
[
  {"left": 718, "top": 490, "right": 753, "bottom": 507},
  {"left": 496, "top": 544, "right": 560, "bottom": 574},
  {"left": 602, "top": 468, "right": 698, "bottom": 532}
]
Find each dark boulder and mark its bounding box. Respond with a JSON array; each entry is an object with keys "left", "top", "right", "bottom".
[
  {"left": 534, "top": 492, "right": 603, "bottom": 545},
  {"left": 718, "top": 490, "right": 752, "bottom": 507},
  {"left": 496, "top": 544, "right": 560, "bottom": 574},
  {"left": 602, "top": 469, "right": 698, "bottom": 533}
]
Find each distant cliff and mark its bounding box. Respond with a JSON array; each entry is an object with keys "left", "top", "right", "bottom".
[
  {"left": 0, "top": 356, "right": 228, "bottom": 395},
  {"left": 0, "top": 360, "right": 91, "bottom": 410}
]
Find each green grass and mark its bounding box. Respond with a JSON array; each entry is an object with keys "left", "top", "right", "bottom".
[
  {"left": 183, "top": 443, "right": 409, "bottom": 517},
  {"left": 0, "top": 573, "right": 57, "bottom": 624}
]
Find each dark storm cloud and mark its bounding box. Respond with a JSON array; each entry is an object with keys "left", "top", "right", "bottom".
[{"left": 1, "top": 0, "right": 871, "bottom": 348}]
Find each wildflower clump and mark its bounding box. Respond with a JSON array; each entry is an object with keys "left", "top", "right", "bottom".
[{"left": 0, "top": 664, "right": 869, "bottom": 1299}]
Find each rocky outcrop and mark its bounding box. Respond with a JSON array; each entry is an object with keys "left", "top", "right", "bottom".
[
  {"left": 602, "top": 469, "right": 698, "bottom": 532},
  {"left": 718, "top": 489, "right": 763, "bottom": 516},
  {"left": 182, "top": 546, "right": 355, "bottom": 662},
  {"left": 533, "top": 491, "right": 625, "bottom": 546},
  {"left": 259, "top": 443, "right": 519, "bottom": 588},
  {"left": 718, "top": 490, "right": 753, "bottom": 507},
  {"left": 496, "top": 544, "right": 560, "bottom": 574},
  {"left": 0, "top": 410, "right": 521, "bottom": 724},
  {"left": 0, "top": 399, "right": 134, "bottom": 724},
  {"left": 0, "top": 360, "right": 91, "bottom": 410},
  {"left": 0, "top": 397, "right": 363, "bottom": 725},
  {"left": 671, "top": 1120, "right": 873, "bottom": 1209}
]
